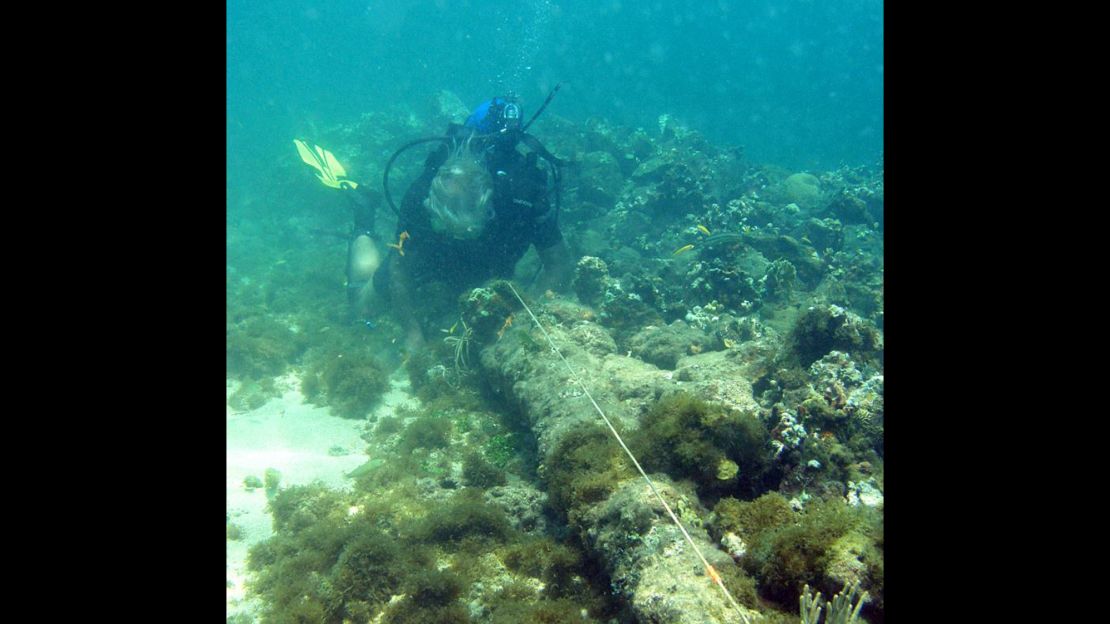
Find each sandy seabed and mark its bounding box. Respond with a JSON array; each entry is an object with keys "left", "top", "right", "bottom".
[{"left": 226, "top": 371, "right": 416, "bottom": 620}]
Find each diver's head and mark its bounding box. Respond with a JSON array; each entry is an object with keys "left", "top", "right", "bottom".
[
  {"left": 423, "top": 139, "right": 494, "bottom": 240},
  {"left": 464, "top": 96, "right": 522, "bottom": 139}
]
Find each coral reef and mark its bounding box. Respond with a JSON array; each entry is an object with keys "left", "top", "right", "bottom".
[
  {"left": 789, "top": 304, "right": 883, "bottom": 368},
  {"left": 231, "top": 93, "right": 883, "bottom": 624}
]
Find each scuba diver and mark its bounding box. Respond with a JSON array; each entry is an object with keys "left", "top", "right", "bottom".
[{"left": 296, "top": 90, "right": 572, "bottom": 350}]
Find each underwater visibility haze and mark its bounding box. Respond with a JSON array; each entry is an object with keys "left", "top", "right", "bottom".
[{"left": 228, "top": 1, "right": 883, "bottom": 622}]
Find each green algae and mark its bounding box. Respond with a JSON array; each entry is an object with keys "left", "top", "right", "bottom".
[
  {"left": 398, "top": 415, "right": 452, "bottom": 452},
  {"left": 712, "top": 492, "right": 795, "bottom": 544},
  {"left": 631, "top": 392, "right": 771, "bottom": 498},
  {"left": 740, "top": 496, "right": 883, "bottom": 617},
  {"left": 408, "top": 491, "right": 512, "bottom": 547},
  {"left": 226, "top": 316, "right": 307, "bottom": 380},
  {"left": 497, "top": 536, "right": 582, "bottom": 598},
  {"left": 462, "top": 451, "right": 507, "bottom": 487},
  {"left": 300, "top": 346, "right": 390, "bottom": 419},
  {"left": 482, "top": 433, "right": 516, "bottom": 469},
  {"left": 381, "top": 568, "right": 469, "bottom": 624},
  {"left": 544, "top": 424, "right": 635, "bottom": 527}
]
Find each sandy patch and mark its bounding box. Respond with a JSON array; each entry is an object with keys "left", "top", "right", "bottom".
[{"left": 226, "top": 371, "right": 415, "bottom": 620}]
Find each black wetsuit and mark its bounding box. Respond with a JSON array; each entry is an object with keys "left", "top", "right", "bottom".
[{"left": 373, "top": 134, "right": 561, "bottom": 322}]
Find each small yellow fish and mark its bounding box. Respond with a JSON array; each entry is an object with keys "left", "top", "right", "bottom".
[
  {"left": 387, "top": 230, "right": 410, "bottom": 256},
  {"left": 673, "top": 244, "right": 695, "bottom": 255},
  {"left": 723, "top": 338, "right": 735, "bottom": 348},
  {"left": 497, "top": 314, "right": 514, "bottom": 340},
  {"left": 697, "top": 224, "right": 712, "bottom": 236}
]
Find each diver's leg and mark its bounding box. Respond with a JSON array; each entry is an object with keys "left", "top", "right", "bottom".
[
  {"left": 343, "top": 186, "right": 383, "bottom": 316},
  {"left": 347, "top": 234, "right": 382, "bottom": 316}
]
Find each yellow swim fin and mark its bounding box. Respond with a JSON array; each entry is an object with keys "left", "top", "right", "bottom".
[{"left": 293, "top": 139, "right": 359, "bottom": 190}]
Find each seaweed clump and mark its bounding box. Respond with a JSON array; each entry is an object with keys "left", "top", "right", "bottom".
[
  {"left": 333, "top": 531, "right": 418, "bottom": 606},
  {"left": 375, "top": 414, "right": 403, "bottom": 435},
  {"left": 408, "top": 490, "right": 512, "bottom": 547},
  {"left": 227, "top": 316, "right": 308, "bottom": 409},
  {"left": 482, "top": 433, "right": 517, "bottom": 469},
  {"left": 711, "top": 492, "right": 795, "bottom": 544},
  {"left": 379, "top": 568, "right": 469, "bottom": 624},
  {"left": 301, "top": 347, "right": 390, "bottom": 418},
  {"left": 498, "top": 536, "right": 583, "bottom": 598},
  {"left": 462, "top": 451, "right": 507, "bottom": 487},
  {"left": 486, "top": 592, "right": 599, "bottom": 624},
  {"left": 267, "top": 482, "right": 346, "bottom": 534},
  {"left": 631, "top": 392, "right": 771, "bottom": 498},
  {"left": 226, "top": 520, "right": 243, "bottom": 541},
  {"left": 228, "top": 377, "right": 279, "bottom": 411},
  {"left": 398, "top": 415, "right": 453, "bottom": 453},
  {"left": 247, "top": 484, "right": 435, "bottom": 622},
  {"left": 544, "top": 424, "right": 635, "bottom": 528},
  {"left": 726, "top": 496, "right": 884, "bottom": 620},
  {"left": 226, "top": 316, "right": 306, "bottom": 380}
]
